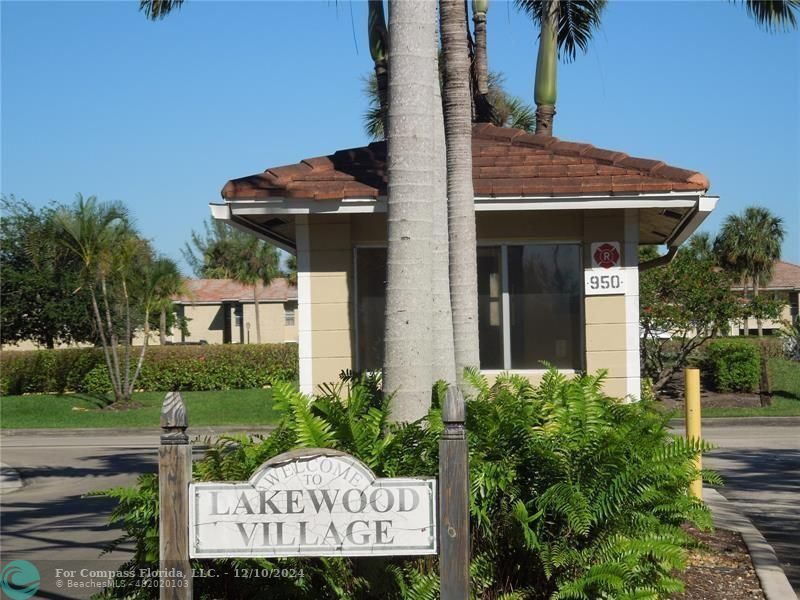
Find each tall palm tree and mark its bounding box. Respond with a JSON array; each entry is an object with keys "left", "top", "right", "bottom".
[
  {"left": 441, "top": 0, "right": 481, "bottom": 390},
  {"left": 516, "top": 0, "right": 606, "bottom": 136},
  {"left": 472, "top": 0, "right": 490, "bottom": 95},
  {"left": 714, "top": 206, "right": 786, "bottom": 336},
  {"left": 383, "top": 0, "right": 437, "bottom": 422},
  {"left": 516, "top": 0, "right": 798, "bottom": 136},
  {"left": 364, "top": 70, "right": 535, "bottom": 139},
  {"left": 368, "top": 0, "right": 389, "bottom": 135}
]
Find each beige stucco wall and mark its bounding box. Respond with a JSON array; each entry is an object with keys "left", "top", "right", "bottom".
[
  {"left": 304, "top": 209, "right": 640, "bottom": 400},
  {"left": 299, "top": 215, "right": 353, "bottom": 391},
  {"left": 241, "top": 301, "right": 297, "bottom": 344}
]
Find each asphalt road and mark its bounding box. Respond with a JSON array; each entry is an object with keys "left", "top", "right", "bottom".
[
  {"left": 1, "top": 433, "right": 160, "bottom": 599},
  {"left": 696, "top": 421, "right": 800, "bottom": 593},
  {"left": 1, "top": 422, "right": 798, "bottom": 598}
]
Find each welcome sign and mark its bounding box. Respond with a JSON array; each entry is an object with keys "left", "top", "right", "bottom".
[{"left": 189, "top": 449, "right": 437, "bottom": 558}]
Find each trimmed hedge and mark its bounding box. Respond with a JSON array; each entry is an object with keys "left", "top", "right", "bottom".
[
  {"left": 0, "top": 344, "right": 297, "bottom": 395},
  {"left": 705, "top": 339, "right": 760, "bottom": 393}
]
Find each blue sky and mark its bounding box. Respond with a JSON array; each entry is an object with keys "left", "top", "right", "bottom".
[{"left": 2, "top": 1, "right": 798, "bottom": 272}]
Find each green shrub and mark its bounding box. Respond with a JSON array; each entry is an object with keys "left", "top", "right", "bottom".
[
  {"left": 705, "top": 339, "right": 760, "bottom": 392},
  {"left": 94, "top": 370, "right": 716, "bottom": 599},
  {"left": 0, "top": 344, "right": 298, "bottom": 395}
]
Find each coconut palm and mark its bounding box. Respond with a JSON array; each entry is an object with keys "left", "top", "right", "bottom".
[
  {"left": 367, "top": 0, "right": 389, "bottom": 135},
  {"left": 714, "top": 206, "right": 786, "bottom": 336}
]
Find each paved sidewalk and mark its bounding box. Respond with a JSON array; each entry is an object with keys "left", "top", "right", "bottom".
[{"left": 705, "top": 487, "right": 798, "bottom": 599}]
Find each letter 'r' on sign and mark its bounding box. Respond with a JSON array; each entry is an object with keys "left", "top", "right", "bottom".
[{"left": 591, "top": 242, "right": 621, "bottom": 269}]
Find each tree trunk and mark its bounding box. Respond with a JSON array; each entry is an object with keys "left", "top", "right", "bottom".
[
  {"left": 534, "top": 0, "right": 559, "bottom": 136},
  {"left": 100, "top": 277, "right": 124, "bottom": 402},
  {"left": 442, "top": 0, "right": 481, "bottom": 390},
  {"left": 432, "top": 7, "right": 457, "bottom": 385},
  {"left": 160, "top": 308, "right": 167, "bottom": 345},
  {"left": 754, "top": 281, "right": 763, "bottom": 337},
  {"left": 472, "top": 1, "right": 489, "bottom": 95},
  {"left": 89, "top": 287, "right": 120, "bottom": 400},
  {"left": 384, "top": 0, "right": 437, "bottom": 423},
  {"left": 253, "top": 285, "right": 262, "bottom": 344},
  {"left": 368, "top": 0, "right": 389, "bottom": 136}
]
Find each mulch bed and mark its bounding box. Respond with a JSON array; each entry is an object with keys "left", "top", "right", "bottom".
[
  {"left": 672, "top": 525, "right": 765, "bottom": 599},
  {"left": 657, "top": 371, "right": 764, "bottom": 411}
]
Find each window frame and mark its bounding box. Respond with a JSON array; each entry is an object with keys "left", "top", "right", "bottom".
[{"left": 353, "top": 241, "right": 586, "bottom": 374}]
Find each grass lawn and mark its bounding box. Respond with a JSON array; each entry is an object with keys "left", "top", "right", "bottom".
[
  {"left": 0, "top": 388, "right": 282, "bottom": 429},
  {"left": 702, "top": 358, "right": 800, "bottom": 417}
]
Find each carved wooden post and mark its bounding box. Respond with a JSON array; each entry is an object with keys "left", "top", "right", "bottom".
[
  {"left": 439, "top": 387, "right": 470, "bottom": 599},
  {"left": 159, "top": 392, "right": 192, "bottom": 599}
]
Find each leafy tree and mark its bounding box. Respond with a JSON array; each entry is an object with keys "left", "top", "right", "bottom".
[
  {"left": 640, "top": 247, "right": 742, "bottom": 391},
  {"left": 714, "top": 206, "right": 786, "bottom": 336},
  {"left": 183, "top": 219, "right": 280, "bottom": 344},
  {"left": 0, "top": 196, "right": 96, "bottom": 348}
]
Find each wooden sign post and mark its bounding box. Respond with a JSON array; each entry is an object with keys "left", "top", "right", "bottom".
[
  {"left": 158, "top": 386, "right": 470, "bottom": 598},
  {"left": 439, "top": 387, "right": 470, "bottom": 600},
  {"left": 158, "top": 392, "right": 192, "bottom": 600}
]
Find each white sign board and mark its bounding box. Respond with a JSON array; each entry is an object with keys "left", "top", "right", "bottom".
[
  {"left": 190, "top": 449, "right": 436, "bottom": 558},
  {"left": 585, "top": 241, "right": 626, "bottom": 295},
  {"left": 584, "top": 268, "right": 626, "bottom": 295}
]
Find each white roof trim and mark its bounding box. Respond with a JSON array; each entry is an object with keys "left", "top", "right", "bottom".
[{"left": 217, "top": 191, "right": 705, "bottom": 217}]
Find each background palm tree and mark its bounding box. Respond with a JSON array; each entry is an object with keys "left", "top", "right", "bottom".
[
  {"left": 55, "top": 194, "right": 173, "bottom": 403},
  {"left": 714, "top": 206, "right": 786, "bottom": 336},
  {"left": 183, "top": 219, "right": 280, "bottom": 344}
]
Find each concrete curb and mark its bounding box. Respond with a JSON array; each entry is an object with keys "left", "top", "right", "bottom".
[
  {"left": 670, "top": 416, "right": 800, "bottom": 428},
  {"left": 704, "top": 487, "right": 798, "bottom": 599},
  {"left": 0, "top": 462, "right": 23, "bottom": 493},
  {"left": 1, "top": 426, "right": 277, "bottom": 437}
]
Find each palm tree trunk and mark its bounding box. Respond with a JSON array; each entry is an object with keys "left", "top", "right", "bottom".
[
  {"left": 159, "top": 308, "right": 167, "bottom": 345},
  {"left": 253, "top": 285, "right": 262, "bottom": 344},
  {"left": 131, "top": 310, "right": 150, "bottom": 395},
  {"left": 442, "top": 0, "right": 481, "bottom": 390},
  {"left": 432, "top": 9, "right": 457, "bottom": 385},
  {"left": 121, "top": 278, "right": 132, "bottom": 401},
  {"left": 100, "top": 276, "right": 124, "bottom": 402},
  {"left": 754, "top": 281, "right": 763, "bottom": 337},
  {"left": 89, "top": 286, "right": 121, "bottom": 399},
  {"left": 384, "top": 0, "right": 436, "bottom": 423},
  {"left": 368, "top": 0, "right": 389, "bottom": 135},
  {"left": 534, "top": 0, "right": 558, "bottom": 135},
  {"left": 473, "top": 0, "right": 489, "bottom": 95}
]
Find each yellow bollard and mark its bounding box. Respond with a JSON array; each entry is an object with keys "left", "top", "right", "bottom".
[{"left": 684, "top": 368, "right": 702, "bottom": 500}]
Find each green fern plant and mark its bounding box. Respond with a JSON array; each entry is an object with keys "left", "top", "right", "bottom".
[{"left": 94, "top": 369, "right": 715, "bottom": 599}]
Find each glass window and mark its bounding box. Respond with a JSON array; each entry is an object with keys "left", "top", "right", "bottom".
[
  {"left": 477, "top": 247, "right": 504, "bottom": 369},
  {"left": 284, "top": 302, "right": 296, "bottom": 326},
  {"left": 507, "top": 244, "right": 582, "bottom": 369},
  {"left": 355, "top": 243, "right": 582, "bottom": 373},
  {"left": 356, "top": 248, "right": 387, "bottom": 372}
]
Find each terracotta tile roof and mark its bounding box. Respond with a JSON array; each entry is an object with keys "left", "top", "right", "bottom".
[
  {"left": 221, "top": 124, "right": 709, "bottom": 200},
  {"left": 762, "top": 261, "right": 800, "bottom": 290},
  {"left": 173, "top": 278, "right": 297, "bottom": 303}
]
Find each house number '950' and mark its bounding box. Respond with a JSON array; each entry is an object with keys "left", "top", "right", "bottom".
[{"left": 588, "top": 274, "right": 621, "bottom": 290}]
